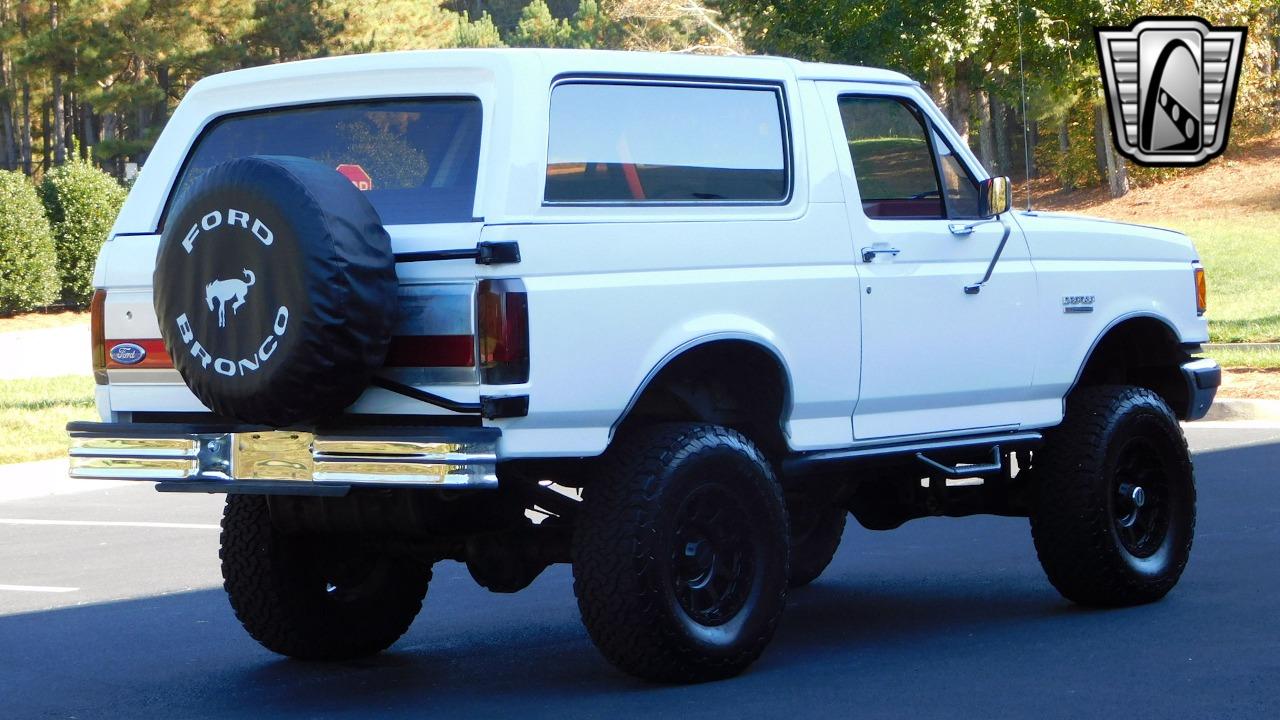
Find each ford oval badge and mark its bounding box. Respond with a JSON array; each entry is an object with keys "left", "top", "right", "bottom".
[{"left": 109, "top": 342, "right": 147, "bottom": 366}]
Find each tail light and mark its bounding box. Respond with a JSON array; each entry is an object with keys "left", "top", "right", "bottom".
[
  {"left": 477, "top": 279, "right": 529, "bottom": 385},
  {"left": 1194, "top": 266, "right": 1208, "bottom": 316},
  {"left": 90, "top": 289, "right": 107, "bottom": 384}
]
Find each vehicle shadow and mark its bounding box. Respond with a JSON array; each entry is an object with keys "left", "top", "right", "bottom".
[
  {"left": 2, "top": 439, "right": 1276, "bottom": 718},
  {"left": 0, "top": 541, "right": 1094, "bottom": 719}
]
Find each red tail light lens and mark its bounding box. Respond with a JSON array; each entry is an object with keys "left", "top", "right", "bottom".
[
  {"left": 90, "top": 289, "right": 107, "bottom": 384},
  {"left": 477, "top": 279, "right": 529, "bottom": 385}
]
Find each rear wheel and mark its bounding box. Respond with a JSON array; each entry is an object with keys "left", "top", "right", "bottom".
[
  {"left": 573, "top": 423, "right": 789, "bottom": 683},
  {"left": 1029, "top": 385, "right": 1196, "bottom": 607},
  {"left": 220, "top": 495, "right": 431, "bottom": 660}
]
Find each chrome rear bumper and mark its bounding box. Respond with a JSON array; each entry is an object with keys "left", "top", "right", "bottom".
[{"left": 67, "top": 421, "right": 500, "bottom": 495}]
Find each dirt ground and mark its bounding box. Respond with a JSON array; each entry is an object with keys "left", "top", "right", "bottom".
[
  {"left": 1221, "top": 368, "right": 1280, "bottom": 400},
  {"left": 0, "top": 310, "right": 88, "bottom": 332},
  {"left": 1032, "top": 132, "right": 1280, "bottom": 222}
]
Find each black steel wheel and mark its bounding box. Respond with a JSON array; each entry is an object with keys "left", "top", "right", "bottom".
[
  {"left": 1112, "top": 438, "right": 1173, "bottom": 558},
  {"left": 1029, "top": 385, "right": 1196, "bottom": 607},
  {"left": 573, "top": 423, "right": 789, "bottom": 683},
  {"left": 671, "top": 484, "right": 758, "bottom": 625},
  {"left": 220, "top": 495, "right": 431, "bottom": 660}
]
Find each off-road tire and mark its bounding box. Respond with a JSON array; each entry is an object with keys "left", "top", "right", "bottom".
[
  {"left": 786, "top": 501, "right": 846, "bottom": 588},
  {"left": 572, "top": 423, "right": 790, "bottom": 683},
  {"left": 220, "top": 495, "right": 431, "bottom": 660},
  {"left": 1029, "top": 385, "right": 1196, "bottom": 607}
]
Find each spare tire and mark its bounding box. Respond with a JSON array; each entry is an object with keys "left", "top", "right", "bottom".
[{"left": 154, "top": 155, "right": 397, "bottom": 426}]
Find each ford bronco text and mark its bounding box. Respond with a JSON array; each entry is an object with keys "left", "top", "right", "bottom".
[{"left": 71, "top": 49, "right": 1219, "bottom": 682}]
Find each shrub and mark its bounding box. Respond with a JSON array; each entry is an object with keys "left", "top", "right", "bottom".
[
  {"left": 0, "top": 170, "right": 59, "bottom": 314},
  {"left": 40, "top": 158, "right": 128, "bottom": 307}
]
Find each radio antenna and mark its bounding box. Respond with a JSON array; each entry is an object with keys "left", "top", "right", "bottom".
[{"left": 1016, "top": 0, "right": 1033, "bottom": 212}]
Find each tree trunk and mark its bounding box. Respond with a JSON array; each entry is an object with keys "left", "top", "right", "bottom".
[
  {"left": 1057, "top": 121, "right": 1073, "bottom": 191},
  {"left": 976, "top": 91, "right": 995, "bottom": 173},
  {"left": 0, "top": 0, "right": 9, "bottom": 170},
  {"left": 1092, "top": 99, "right": 1108, "bottom": 180},
  {"left": 928, "top": 65, "right": 950, "bottom": 121},
  {"left": 102, "top": 110, "right": 119, "bottom": 176},
  {"left": 993, "top": 96, "right": 1011, "bottom": 175},
  {"left": 17, "top": 8, "right": 31, "bottom": 175},
  {"left": 1027, "top": 118, "right": 1038, "bottom": 179},
  {"left": 0, "top": 47, "right": 15, "bottom": 171},
  {"left": 82, "top": 103, "right": 96, "bottom": 157},
  {"left": 50, "top": 0, "right": 65, "bottom": 165},
  {"left": 42, "top": 99, "right": 50, "bottom": 173},
  {"left": 1105, "top": 141, "right": 1129, "bottom": 198},
  {"left": 156, "top": 64, "right": 170, "bottom": 122},
  {"left": 952, "top": 60, "right": 972, "bottom": 142},
  {"left": 65, "top": 91, "right": 75, "bottom": 158},
  {"left": 1273, "top": 14, "right": 1280, "bottom": 116},
  {"left": 20, "top": 77, "right": 31, "bottom": 175}
]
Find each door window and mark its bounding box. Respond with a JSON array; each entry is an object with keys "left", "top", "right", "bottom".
[
  {"left": 838, "top": 96, "right": 979, "bottom": 219},
  {"left": 932, "top": 129, "right": 982, "bottom": 218}
]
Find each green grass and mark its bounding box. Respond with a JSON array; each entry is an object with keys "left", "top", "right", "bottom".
[
  {"left": 1165, "top": 213, "right": 1280, "bottom": 343},
  {"left": 0, "top": 375, "right": 96, "bottom": 464},
  {"left": 1204, "top": 346, "right": 1280, "bottom": 370}
]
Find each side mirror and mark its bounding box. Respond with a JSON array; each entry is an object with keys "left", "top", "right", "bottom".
[{"left": 978, "top": 176, "right": 1012, "bottom": 218}]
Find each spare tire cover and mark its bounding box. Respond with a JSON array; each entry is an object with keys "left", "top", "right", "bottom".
[{"left": 154, "top": 155, "right": 397, "bottom": 426}]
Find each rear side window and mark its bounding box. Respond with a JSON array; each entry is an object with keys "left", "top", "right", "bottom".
[
  {"left": 171, "top": 98, "right": 482, "bottom": 225},
  {"left": 545, "top": 82, "right": 789, "bottom": 204}
]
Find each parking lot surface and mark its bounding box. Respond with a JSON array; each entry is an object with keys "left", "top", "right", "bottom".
[{"left": 2, "top": 425, "right": 1277, "bottom": 719}]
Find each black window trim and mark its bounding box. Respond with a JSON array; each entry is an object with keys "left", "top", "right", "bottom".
[
  {"left": 838, "top": 92, "right": 981, "bottom": 222},
  {"left": 542, "top": 74, "right": 795, "bottom": 208},
  {"left": 156, "top": 94, "right": 485, "bottom": 233}
]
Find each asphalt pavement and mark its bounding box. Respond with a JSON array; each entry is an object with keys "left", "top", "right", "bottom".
[{"left": 1, "top": 425, "right": 1277, "bottom": 719}]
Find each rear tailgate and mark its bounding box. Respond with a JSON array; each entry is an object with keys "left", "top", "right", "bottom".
[{"left": 97, "top": 222, "right": 486, "bottom": 421}]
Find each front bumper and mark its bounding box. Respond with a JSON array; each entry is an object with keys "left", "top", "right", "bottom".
[
  {"left": 67, "top": 421, "right": 500, "bottom": 496},
  {"left": 1181, "top": 357, "right": 1221, "bottom": 421}
]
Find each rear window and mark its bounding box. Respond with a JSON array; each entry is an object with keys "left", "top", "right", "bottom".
[
  {"left": 545, "top": 82, "right": 789, "bottom": 204},
  {"left": 171, "top": 98, "right": 482, "bottom": 225}
]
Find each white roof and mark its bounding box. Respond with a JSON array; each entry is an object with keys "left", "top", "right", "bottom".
[{"left": 190, "top": 48, "right": 916, "bottom": 95}]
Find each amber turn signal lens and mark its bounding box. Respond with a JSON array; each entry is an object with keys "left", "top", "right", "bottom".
[{"left": 1194, "top": 267, "right": 1207, "bottom": 316}]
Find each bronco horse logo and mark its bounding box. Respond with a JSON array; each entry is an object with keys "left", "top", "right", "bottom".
[{"left": 205, "top": 269, "right": 256, "bottom": 328}]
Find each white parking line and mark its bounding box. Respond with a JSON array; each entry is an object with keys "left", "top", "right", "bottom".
[
  {"left": 0, "top": 584, "right": 78, "bottom": 593},
  {"left": 0, "top": 519, "right": 219, "bottom": 530}
]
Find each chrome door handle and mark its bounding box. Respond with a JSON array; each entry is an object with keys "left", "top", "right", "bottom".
[{"left": 861, "top": 247, "right": 901, "bottom": 263}]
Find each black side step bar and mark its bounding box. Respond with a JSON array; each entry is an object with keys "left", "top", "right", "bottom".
[
  {"left": 784, "top": 431, "right": 1042, "bottom": 477},
  {"left": 915, "top": 445, "right": 1005, "bottom": 478},
  {"left": 370, "top": 376, "right": 528, "bottom": 420},
  {"left": 394, "top": 241, "right": 520, "bottom": 266}
]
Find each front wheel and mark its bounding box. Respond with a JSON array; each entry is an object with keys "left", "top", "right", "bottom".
[
  {"left": 1029, "top": 385, "right": 1196, "bottom": 607},
  {"left": 220, "top": 495, "right": 432, "bottom": 660},
  {"left": 573, "top": 423, "right": 790, "bottom": 683}
]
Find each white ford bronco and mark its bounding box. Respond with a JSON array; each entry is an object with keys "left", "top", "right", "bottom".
[{"left": 71, "top": 49, "right": 1220, "bottom": 681}]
